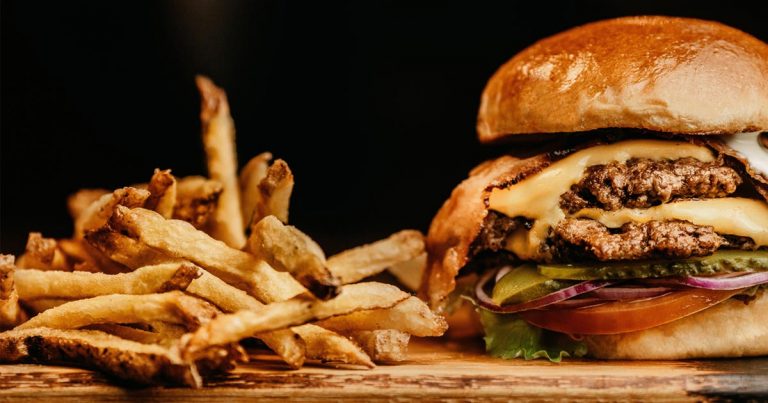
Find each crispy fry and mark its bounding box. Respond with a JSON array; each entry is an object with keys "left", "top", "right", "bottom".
[
  {"left": 15, "top": 232, "right": 69, "bottom": 270},
  {"left": 248, "top": 215, "right": 340, "bottom": 299},
  {"left": 240, "top": 152, "right": 272, "bottom": 228},
  {"left": 110, "top": 206, "right": 306, "bottom": 302},
  {"left": 196, "top": 75, "right": 245, "bottom": 248},
  {"left": 67, "top": 188, "right": 110, "bottom": 221},
  {"left": 86, "top": 323, "right": 168, "bottom": 345},
  {"left": 74, "top": 187, "right": 150, "bottom": 239},
  {"left": 146, "top": 169, "right": 177, "bottom": 218},
  {"left": 22, "top": 297, "right": 70, "bottom": 313},
  {"left": 149, "top": 321, "right": 188, "bottom": 344},
  {"left": 14, "top": 263, "right": 198, "bottom": 300},
  {"left": 0, "top": 255, "right": 27, "bottom": 328},
  {"left": 85, "top": 227, "right": 181, "bottom": 269},
  {"left": 292, "top": 325, "right": 373, "bottom": 368},
  {"left": 173, "top": 176, "right": 223, "bottom": 229},
  {"left": 252, "top": 159, "right": 294, "bottom": 225},
  {"left": 387, "top": 252, "right": 427, "bottom": 291},
  {"left": 181, "top": 282, "right": 409, "bottom": 359},
  {"left": 16, "top": 291, "right": 218, "bottom": 331},
  {"left": 347, "top": 330, "right": 410, "bottom": 363},
  {"left": 0, "top": 327, "right": 244, "bottom": 387},
  {"left": 327, "top": 230, "right": 425, "bottom": 284},
  {"left": 317, "top": 296, "right": 448, "bottom": 337}
]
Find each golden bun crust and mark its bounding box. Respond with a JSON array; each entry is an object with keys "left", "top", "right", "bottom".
[
  {"left": 478, "top": 16, "right": 768, "bottom": 142},
  {"left": 586, "top": 293, "right": 768, "bottom": 359}
]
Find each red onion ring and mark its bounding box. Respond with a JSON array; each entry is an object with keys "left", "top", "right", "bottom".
[
  {"left": 495, "top": 266, "right": 513, "bottom": 283},
  {"left": 652, "top": 272, "right": 768, "bottom": 290},
  {"left": 475, "top": 269, "right": 615, "bottom": 313},
  {"left": 590, "top": 286, "right": 672, "bottom": 300}
]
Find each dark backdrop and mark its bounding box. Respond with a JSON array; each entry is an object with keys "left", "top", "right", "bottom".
[{"left": 3, "top": 1, "right": 768, "bottom": 254}]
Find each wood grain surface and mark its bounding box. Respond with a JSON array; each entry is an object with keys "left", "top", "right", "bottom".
[{"left": 0, "top": 339, "right": 766, "bottom": 402}]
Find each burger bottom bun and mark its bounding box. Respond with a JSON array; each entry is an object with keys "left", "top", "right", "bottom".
[
  {"left": 586, "top": 292, "right": 768, "bottom": 359},
  {"left": 447, "top": 293, "right": 767, "bottom": 359}
]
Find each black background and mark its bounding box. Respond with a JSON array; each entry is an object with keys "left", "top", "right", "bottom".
[{"left": 2, "top": 1, "right": 768, "bottom": 254}]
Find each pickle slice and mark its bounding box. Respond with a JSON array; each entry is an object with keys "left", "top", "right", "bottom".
[
  {"left": 539, "top": 250, "right": 768, "bottom": 280},
  {"left": 492, "top": 265, "right": 566, "bottom": 305}
]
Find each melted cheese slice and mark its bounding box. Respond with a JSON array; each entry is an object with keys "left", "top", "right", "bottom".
[
  {"left": 489, "top": 139, "right": 716, "bottom": 259},
  {"left": 575, "top": 198, "right": 768, "bottom": 246}
]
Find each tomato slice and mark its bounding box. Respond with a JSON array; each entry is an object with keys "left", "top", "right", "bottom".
[{"left": 519, "top": 288, "right": 741, "bottom": 335}]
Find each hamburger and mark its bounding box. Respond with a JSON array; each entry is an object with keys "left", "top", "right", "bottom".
[{"left": 421, "top": 16, "right": 768, "bottom": 360}]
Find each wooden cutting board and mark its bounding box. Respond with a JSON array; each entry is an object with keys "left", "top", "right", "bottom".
[{"left": 0, "top": 339, "right": 766, "bottom": 401}]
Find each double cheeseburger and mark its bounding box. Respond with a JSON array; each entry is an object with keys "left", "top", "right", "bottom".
[{"left": 422, "top": 16, "right": 768, "bottom": 360}]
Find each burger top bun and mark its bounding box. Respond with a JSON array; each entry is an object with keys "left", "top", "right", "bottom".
[{"left": 477, "top": 16, "right": 768, "bottom": 143}]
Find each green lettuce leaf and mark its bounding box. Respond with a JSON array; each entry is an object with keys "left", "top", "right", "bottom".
[{"left": 479, "top": 309, "right": 587, "bottom": 362}]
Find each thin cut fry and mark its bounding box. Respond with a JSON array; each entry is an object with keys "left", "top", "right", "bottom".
[
  {"left": 0, "top": 327, "right": 244, "bottom": 387},
  {"left": 17, "top": 291, "right": 218, "bottom": 331},
  {"left": 110, "top": 206, "right": 306, "bottom": 302},
  {"left": 15, "top": 232, "right": 69, "bottom": 270},
  {"left": 181, "top": 282, "right": 409, "bottom": 359},
  {"left": 146, "top": 169, "right": 177, "bottom": 218},
  {"left": 239, "top": 152, "right": 272, "bottom": 228},
  {"left": 328, "top": 230, "right": 425, "bottom": 284},
  {"left": 196, "top": 75, "right": 245, "bottom": 248},
  {"left": 22, "top": 297, "right": 70, "bottom": 313},
  {"left": 0, "top": 255, "right": 26, "bottom": 328},
  {"left": 85, "top": 227, "right": 181, "bottom": 269},
  {"left": 74, "top": 187, "right": 150, "bottom": 239},
  {"left": 347, "top": 330, "right": 410, "bottom": 363},
  {"left": 292, "top": 325, "right": 373, "bottom": 368},
  {"left": 248, "top": 215, "right": 339, "bottom": 299},
  {"left": 387, "top": 252, "right": 427, "bottom": 291},
  {"left": 253, "top": 159, "right": 294, "bottom": 225},
  {"left": 86, "top": 324, "right": 169, "bottom": 346},
  {"left": 67, "top": 188, "right": 110, "bottom": 221},
  {"left": 173, "top": 176, "right": 223, "bottom": 229},
  {"left": 14, "top": 263, "right": 196, "bottom": 300},
  {"left": 318, "top": 296, "right": 448, "bottom": 337}
]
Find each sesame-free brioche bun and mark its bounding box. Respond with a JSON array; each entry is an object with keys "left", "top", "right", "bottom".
[{"left": 477, "top": 16, "right": 768, "bottom": 143}]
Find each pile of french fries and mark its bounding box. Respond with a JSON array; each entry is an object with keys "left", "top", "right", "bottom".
[{"left": 0, "top": 76, "right": 446, "bottom": 387}]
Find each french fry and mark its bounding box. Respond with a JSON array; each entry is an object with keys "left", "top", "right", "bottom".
[
  {"left": 240, "top": 152, "right": 272, "bottom": 228},
  {"left": 15, "top": 258, "right": 307, "bottom": 368},
  {"left": 74, "top": 187, "right": 150, "bottom": 239},
  {"left": 347, "top": 330, "right": 410, "bottom": 363},
  {"left": 387, "top": 252, "right": 427, "bottom": 291},
  {"left": 16, "top": 291, "right": 218, "bottom": 331},
  {"left": 0, "top": 255, "right": 27, "bottom": 328},
  {"left": 85, "top": 227, "right": 181, "bottom": 269},
  {"left": 248, "top": 215, "right": 340, "bottom": 299},
  {"left": 146, "top": 169, "right": 177, "bottom": 218},
  {"left": 85, "top": 323, "right": 182, "bottom": 347},
  {"left": 149, "top": 321, "right": 188, "bottom": 344},
  {"left": 14, "top": 263, "right": 198, "bottom": 300},
  {"left": 252, "top": 159, "right": 294, "bottom": 225},
  {"left": 15, "top": 233, "right": 69, "bottom": 271},
  {"left": 181, "top": 282, "right": 409, "bottom": 359},
  {"left": 22, "top": 297, "right": 70, "bottom": 313},
  {"left": 317, "top": 296, "right": 448, "bottom": 337},
  {"left": 173, "top": 176, "right": 223, "bottom": 229},
  {"left": 196, "top": 75, "right": 245, "bottom": 248},
  {"left": 292, "top": 325, "right": 373, "bottom": 368},
  {"left": 67, "top": 188, "right": 109, "bottom": 221},
  {"left": 110, "top": 206, "right": 306, "bottom": 302},
  {"left": 0, "top": 327, "right": 244, "bottom": 387},
  {"left": 327, "top": 230, "right": 425, "bottom": 284}
]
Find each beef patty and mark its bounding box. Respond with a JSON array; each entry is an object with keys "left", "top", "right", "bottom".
[{"left": 560, "top": 157, "right": 742, "bottom": 213}]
